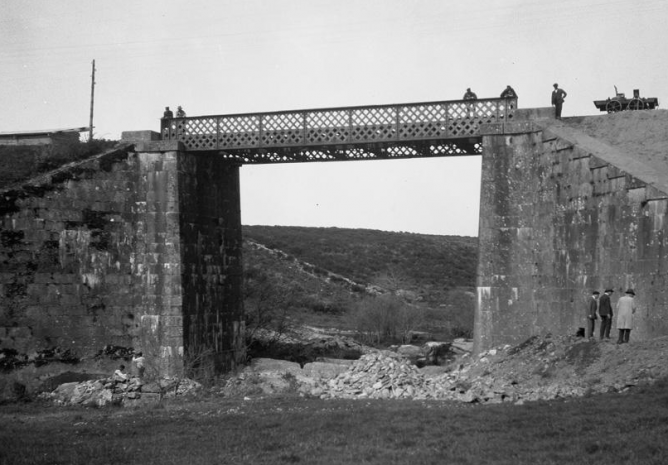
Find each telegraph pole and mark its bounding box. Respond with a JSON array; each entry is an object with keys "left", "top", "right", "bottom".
[{"left": 89, "top": 59, "right": 96, "bottom": 142}]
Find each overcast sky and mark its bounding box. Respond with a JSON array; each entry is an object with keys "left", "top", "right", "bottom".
[{"left": 2, "top": 0, "right": 667, "bottom": 236}]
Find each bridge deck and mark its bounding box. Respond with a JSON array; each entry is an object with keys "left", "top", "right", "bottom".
[{"left": 161, "top": 98, "right": 517, "bottom": 164}]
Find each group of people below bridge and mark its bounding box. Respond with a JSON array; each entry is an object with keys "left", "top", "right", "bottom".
[
  {"left": 586, "top": 288, "right": 637, "bottom": 344},
  {"left": 462, "top": 83, "right": 567, "bottom": 120}
]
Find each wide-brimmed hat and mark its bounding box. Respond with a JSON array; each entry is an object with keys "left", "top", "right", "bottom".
[
  {"left": 592, "top": 291, "right": 600, "bottom": 295},
  {"left": 625, "top": 289, "right": 635, "bottom": 296},
  {"left": 605, "top": 288, "right": 614, "bottom": 293}
]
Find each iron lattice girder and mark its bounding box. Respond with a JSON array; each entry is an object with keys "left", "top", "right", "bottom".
[
  {"left": 214, "top": 140, "right": 481, "bottom": 164},
  {"left": 161, "top": 98, "right": 516, "bottom": 162}
]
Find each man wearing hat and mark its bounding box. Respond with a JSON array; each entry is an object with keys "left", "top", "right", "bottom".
[
  {"left": 551, "top": 83, "right": 567, "bottom": 119},
  {"left": 616, "top": 289, "right": 637, "bottom": 344},
  {"left": 598, "top": 288, "right": 614, "bottom": 340},
  {"left": 586, "top": 291, "right": 600, "bottom": 339},
  {"left": 463, "top": 88, "right": 477, "bottom": 100}
]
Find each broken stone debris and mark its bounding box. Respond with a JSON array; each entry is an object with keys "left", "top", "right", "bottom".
[
  {"left": 225, "top": 334, "right": 668, "bottom": 405},
  {"left": 42, "top": 376, "right": 201, "bottom": 407}
]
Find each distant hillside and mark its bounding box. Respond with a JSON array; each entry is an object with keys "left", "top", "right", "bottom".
[{"left": 242, "top": 225, "right": 477, "bottom": 303}]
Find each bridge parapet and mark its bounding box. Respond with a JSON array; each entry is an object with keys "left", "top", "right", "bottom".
[{"left": 161, "top": 98, "right": 517, "bottom": 163}]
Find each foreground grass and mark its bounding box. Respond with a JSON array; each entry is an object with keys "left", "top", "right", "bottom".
[{"left": 1, "top": 379, "right": 667, "bottom": 465}]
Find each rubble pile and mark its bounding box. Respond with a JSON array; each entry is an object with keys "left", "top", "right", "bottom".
[
  {"left": 301, "top": 334, "right": 668, "bottom": 403},
  {"left": 42, "top": 376, "right": 201, "bottom": 407},
  {"left": 32, "top": 334, "right": 668, "bottom": 407},
  {"left": 307, "top": 350, "right": 519, "bottom": 402},
  {"left": 311, "top": 351, "right": 430, "bottom": 399}
]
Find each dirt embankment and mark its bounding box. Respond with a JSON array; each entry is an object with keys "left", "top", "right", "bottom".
[{"left": 568, "top": 109, "right": 668, "bottom": 172}]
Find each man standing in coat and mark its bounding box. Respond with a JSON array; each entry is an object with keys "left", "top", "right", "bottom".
[
  {"left": 551, "top": 83, "right": 567, "bottom": 119},
  {"left": 598, "top": 288, "right": 614, "bottom": 340},
  {"left": 616, "top": 289, "right": 637, "bottom": 344},
  {"left": 587, "top": 291, "right": 599, "bottom": 339}
]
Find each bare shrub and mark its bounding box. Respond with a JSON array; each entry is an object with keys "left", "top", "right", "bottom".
[
  {"left": 243, "top": 265, "right": 299, "bottom": 352},
  {"left": 354, "top": 295, "right": 425, "bottom": 345},
  {"left": 183, "top": 345, "right": 216, "bottom": 387}
]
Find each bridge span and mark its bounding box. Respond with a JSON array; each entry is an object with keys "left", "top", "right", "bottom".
[
  {"left": 14, "top": 98, "right": 668, "bottom": 380},
  {"left": 161, "top": 97, "right": 517, "bottom": 163}
]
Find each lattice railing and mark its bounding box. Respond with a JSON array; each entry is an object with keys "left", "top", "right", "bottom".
[{"left": 161, "top": 98, "right": 516, "bottom": 155}]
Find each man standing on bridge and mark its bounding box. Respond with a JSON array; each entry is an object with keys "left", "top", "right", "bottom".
[
  {"left": 500, "top": 85, "right": 517, "bottom": 98},
  {"left": 463, "top": 88, "right": 477, "bottom": 117},
  {"left": 463, "top": 88, "right": 478, "bottom": 100},
  {"left": 551, "top": 83, "right": 567, "bottom": 119}
]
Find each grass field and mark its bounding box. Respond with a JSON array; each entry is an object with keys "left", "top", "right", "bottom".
[{"left": 1, "top": 377, "right": 667, "bottom": 465}]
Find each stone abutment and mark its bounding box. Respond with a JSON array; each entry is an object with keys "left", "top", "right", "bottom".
[
  {"left": 475, "top": 113, "right": 668, "bottom": 352},
  {"left": 0, "top": 135, "right": 245, "bottom": 379}
]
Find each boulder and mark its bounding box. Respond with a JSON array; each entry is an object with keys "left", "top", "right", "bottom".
[
  {"left": 302, "top": 360, "right": 352, "bottom": 379},
  {"left": 250, "top": 358, "right": 302, "bottom": 376},
  {"left": 451, "top": 338, "right": 473, "bottom": 353},
  {"left": 396, "top": 345, "right": 422, "bottom": 364},
  {"left": 141, "top": 382, "right": 163, "bottom": 394},
  {"left": 422, "top": 341, "right": 452, "bottom": 365},
  {"left": 50, "top": 382, "right": 79, "bottom": 403}
]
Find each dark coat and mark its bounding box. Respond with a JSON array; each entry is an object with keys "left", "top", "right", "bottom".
[
  {"left": 588, "top": 296, "right": 598, "bottom": 319},
  {"left": 599, "top": 293, "right": 613, "bottom": 317},
  {"left": 552, "top": 88, "right": 567, "bottom": 104}
]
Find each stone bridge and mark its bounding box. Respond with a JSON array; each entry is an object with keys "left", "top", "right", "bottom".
[{"left": 2, "top": 96, "right": 668, "bottom": 378}]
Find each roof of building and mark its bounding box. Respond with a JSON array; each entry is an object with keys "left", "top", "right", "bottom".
[{"left": 0, "top": 127, "right": 88, "bottom": 137}]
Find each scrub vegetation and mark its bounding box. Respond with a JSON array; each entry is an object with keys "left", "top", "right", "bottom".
[{"left": 242, "top": 225, "right": 477, "bottom": 347}]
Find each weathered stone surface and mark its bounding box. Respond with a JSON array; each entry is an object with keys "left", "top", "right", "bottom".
[
  {"left": 396, "top": 345, "right": 422, "bottom": 359},
  {"left": 250, "top": 358, "right": 302, "bottom": 376},
  {"left": 141, "top": 382, "right": 162, "bottom": 393},
  {"left": 301, "top": 360, "right": 352, "bottom": 378},
  {"left": 476, "top": 113, "right": 668, "bottom": 353},
  {"left": 1, "top": 142, "right": 245, "bottom": 379}
]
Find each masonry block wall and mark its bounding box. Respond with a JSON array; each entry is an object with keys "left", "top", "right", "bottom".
[
  {"left": 1, "top": 142, "right": 245, "bottom": 377},
  {"left": 475, "top": 127, "right": 668, "bottom": 352},
  {"left": 0, "top": 147, "right": 142, "bottom": 357},
  {"left": 176, "top": 152, "right": 245, "bottom": 374}
]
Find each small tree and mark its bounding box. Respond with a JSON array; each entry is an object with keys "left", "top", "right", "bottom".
[
  {"left": 354, "top": 294, "right": 424, "bottom": 346},
  {"left": 395, "top": 304, "right": 426, "bottom": 343},
  {"left": 372, "top": 265, "right": 414, "bottom": 293},
  {"left": 243, "top": 265, "right": 297, "bottom": 348}
]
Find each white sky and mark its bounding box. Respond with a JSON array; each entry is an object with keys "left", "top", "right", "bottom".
[{"left": 2, "top": 0, "right": 667, "bottom": 236}]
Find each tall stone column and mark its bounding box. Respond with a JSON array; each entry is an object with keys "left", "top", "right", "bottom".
[
  {"left": 475, "top": 125, "right": 540, "bottom": 354},
  {"left": 129, "top": 136, "right": 244, "bottom": 378}
]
